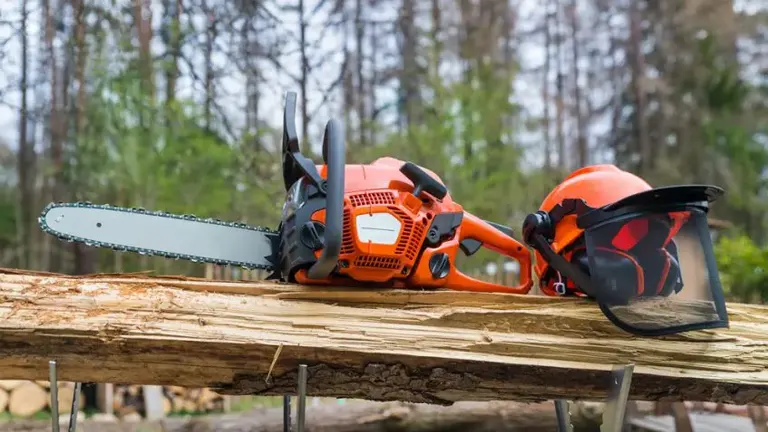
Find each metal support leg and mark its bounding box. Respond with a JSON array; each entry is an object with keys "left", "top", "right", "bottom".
[
  {"left": 297, "top": 364, "right": 308, "bottom": 432},
  {"left": 49, "top": 361, "right": 60, "bottom": 432},
  {"left": 68, "top": 382, "right": 82, "bottom": 432},
  {"left": 601, "top": 364, "right": 635, "bottom": 432},
  {"left": 555, "top": 399, "right": 573, "bottom": 432},
  {"left": 49, "top": 360, "right": 82, "bottom": 432},
  {"left": 283, "top": 395, "right": 291, "bottom": 432},
  {"left": 554, "top": 364, "right": 634, "bottom": 432}
]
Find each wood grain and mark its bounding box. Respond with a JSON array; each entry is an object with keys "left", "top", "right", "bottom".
[{"left": 0, "top": 268, "right": 766, "bottom": 404}]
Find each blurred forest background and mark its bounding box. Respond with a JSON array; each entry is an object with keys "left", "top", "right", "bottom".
[{"left": 0, "top": 0, "right": 765, "bottom": 301}]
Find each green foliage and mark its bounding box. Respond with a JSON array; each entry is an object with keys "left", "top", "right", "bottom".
[
  {"left": 355, "top": 62, "right": 545, "bottom": 274},
  {"left": 60, "top": 49, "right": 285, "bottom": 274},
  {"left": 714, "top": 233, "right": 768, "bottom": 303},
  {"left": 691, "top": 34, "right": 768, "bottom": 242}
]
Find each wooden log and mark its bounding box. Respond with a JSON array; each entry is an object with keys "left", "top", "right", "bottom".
[
  {"left": 0, "top": 269, "right": 767, "bottom": 405},
  {"left": 0, "top": 388, "right": 8, "bottom": 412},
  {"left": 56, "top": 382, "right": 85, "bottom": 414},
  {"left": 166, "top": 386, "right": 186, "bottom": 396},
  {"left": 162, "top": 396, "right": 172, "bottom": 416},
  {"left": 0, "top": 380, "right": 25, "bottom": 391},
  {"left": 8, "top": 382, "right": 47, "bottom": 417},
  {"left": 114, "top": 385, "right": 142, "bottom": 417}
]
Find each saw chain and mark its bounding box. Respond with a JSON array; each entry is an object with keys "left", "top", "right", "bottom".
[{"left": 38, "top": 201, "right": 279, "bottom": 270}]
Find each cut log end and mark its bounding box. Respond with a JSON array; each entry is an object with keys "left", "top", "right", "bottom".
[{"left": 9, "top": 382, "right": 47, "bottom": 418}]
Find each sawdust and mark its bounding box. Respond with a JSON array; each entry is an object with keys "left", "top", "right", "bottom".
[
  {"left": 80, "top": 287, "right": 109, "bottom": 297},
  {"left": 85, "top": 308, "right": 110, "bottom": 318},
  {"left": 116, "top": 282, "right": 156, "bottom": 297},
  {"left": 3, "top": 298, "right": 36, "bottom": 320},
  {"left": 37, "top": 312, "right": 74, "bottom": 325},
  {"left": 20, "top": 279, "right": 82, "bottom": 298}
]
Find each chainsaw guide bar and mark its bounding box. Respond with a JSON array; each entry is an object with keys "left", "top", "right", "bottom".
[{"left": 38, "top": 202, "right": 280, "bottom": 270}]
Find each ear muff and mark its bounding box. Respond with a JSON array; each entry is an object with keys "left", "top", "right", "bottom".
[
  {"left": 641, "top": 246, "right": 683, "bottom": 297},
  {"left": 571, "top": 242, "right": 682, "bottom": 303},
  {"left": 572, "top": 247, "right": 644, "bottom": 304}
]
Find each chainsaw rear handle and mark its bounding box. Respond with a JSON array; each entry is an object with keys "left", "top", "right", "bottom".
[
  {"left": 307, "top": 118, "right": 346, "bottom": 280},
  {"left": 444, "top": 212, "right": 533, "bottom": 294}
]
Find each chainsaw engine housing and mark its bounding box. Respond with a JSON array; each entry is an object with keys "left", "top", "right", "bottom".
[{"left": 276, "top": 91, "right": 532, "bottom": 294}]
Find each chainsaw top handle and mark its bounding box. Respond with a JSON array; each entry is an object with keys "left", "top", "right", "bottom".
[{"left": 306, "top": 118, "right": 346, "bottom": 279}]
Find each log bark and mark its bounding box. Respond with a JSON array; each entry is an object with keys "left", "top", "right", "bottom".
[{"left": 0, "top": 269, "right": 767, "bottom": 404}]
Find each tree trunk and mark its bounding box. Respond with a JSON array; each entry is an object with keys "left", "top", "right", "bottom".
[
  {"left": 17, "top": 0, "right": 34, "bottom": 270},
  {"left": 71, "top": 0, "right": 95, "bottom": 276},
  {"left": 134, "top": 0, "right": 154, "bottom": 99},
  {"left": 202, "top": 0, "right": 215, "bottom": 131},
  {"left": 45, "top": 0, "right": 66, "bottom": 273},
  {"left": 164, "top": 0, "right": 181, "bottom": 105},
  {"left": 342, "top": 6, "right": 353, "bottom": 141},
  {"left": 0, "top": 269, "right": 766, "bottom": 405},
  {"left": 554, "top": 1, "right": 566, "bottom": 173},
  {"left": 542, "top": 1, "right": 552, "bottom": 171},
  {"left": 568, "top": 0, "right": 587, "bottom": 167},
  {"left": 399, "top": 0, "right": 419, "bottom": 131},
  {"left": 629, "top": 0, "right": 651, "bottom": 176},
  {"left": 369, "top": 22, "right": 378, "bottom": 145},
  {"left": 354, "top": 0, "right": 366, "bottom": 146},
  {"left": 430, "top": 0, "right": 441, "bottom": 75},
  {"left": 299, "top": 0, "right": 310, "bottom": 148}
]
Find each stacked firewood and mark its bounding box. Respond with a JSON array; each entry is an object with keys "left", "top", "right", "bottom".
[
  {"left": 0, "top": 380, "right": 226, "bottom": 419},
  {"left": 113, "top": 385, "right": 225, "bottom": 418},
  {"left": 0, "top": 380, "right": 84, "bottom": 418}
]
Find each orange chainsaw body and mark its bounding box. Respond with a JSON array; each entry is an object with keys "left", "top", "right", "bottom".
[{"left": 293, "top": 157, "right": 533, "bottom": 294}]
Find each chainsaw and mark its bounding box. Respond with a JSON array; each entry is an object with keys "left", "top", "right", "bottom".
[{"left": 38, "top": 91, "right": 533, "bottom": 293}]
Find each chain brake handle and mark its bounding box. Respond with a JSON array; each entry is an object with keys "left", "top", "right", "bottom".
[
  {"left": 442, "top": 212, "right": 533, "bottom": 294},
  {"left": 280, "top": 90, "right": 345, "bottom": 281}
]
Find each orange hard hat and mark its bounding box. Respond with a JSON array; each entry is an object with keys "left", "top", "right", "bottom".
[{"left": 532, "top": 164, "right": 652, "bottom": 283}]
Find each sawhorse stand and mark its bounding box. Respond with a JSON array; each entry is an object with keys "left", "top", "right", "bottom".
[{"left": 556, "top": 364, "right": 635, "bottom": 432}]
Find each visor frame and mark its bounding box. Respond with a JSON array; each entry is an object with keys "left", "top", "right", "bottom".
[{"left": 576, "top": 185, "right": 724, "bottom": 230}]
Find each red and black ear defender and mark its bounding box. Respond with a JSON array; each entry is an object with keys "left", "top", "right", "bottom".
[{"left": 523, "top": 204, "right": 684, "bottom": 304}]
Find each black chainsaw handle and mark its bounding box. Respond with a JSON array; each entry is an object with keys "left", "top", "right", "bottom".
[
  {"left": 282, "top": 91, "right": 324, "bottom": 192},
  {"left": 307, "top": 118, "right": 345, "bottom": 280}
]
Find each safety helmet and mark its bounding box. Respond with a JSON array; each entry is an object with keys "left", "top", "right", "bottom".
[
  {"left": 532, "top": 165, "right": 652, "bottom": 287},
  {"left": 522, "top": 164, "right": 729, "bottom": 336}
]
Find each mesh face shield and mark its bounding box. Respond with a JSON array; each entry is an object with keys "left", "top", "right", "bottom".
[
  {"left": 525, "top": 185, "right": 729, "bottom": 337},
  {"left": 580, "top": 207, "right": 728, "bottom": 335}
]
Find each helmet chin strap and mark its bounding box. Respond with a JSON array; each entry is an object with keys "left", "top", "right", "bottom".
[
  {"left": 527, "top": 231, "right": 596, "bottom": 297},
  {"left": 553, "top": 271, "right": 567, "bottom": 296}
]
